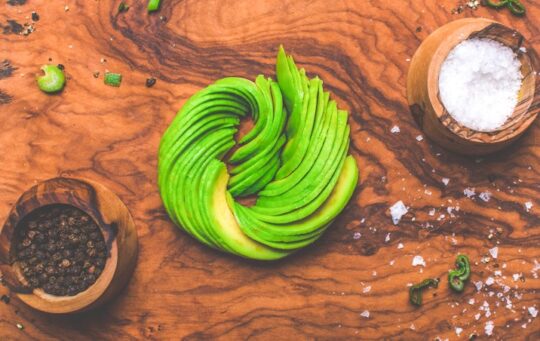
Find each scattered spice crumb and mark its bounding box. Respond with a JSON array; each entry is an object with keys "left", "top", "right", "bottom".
[
  {"left": 0, "top": 294, "right": 10, "bottom": 304},
  {"left": 93, "top": 71, "right": 100, "bottom": 78},
  {"left": 0, "top": 60, "right": 17, "bottom": 80},
  {"left": 146, "top": 77, "right": 157, "bottom": 87},
  {"left": 7, "top": 0, "right": 27, "bottom": 5},
  {"left": 31, "top": 12, "right": 40, "bottom": 22},
  {"left": 416, "top": 26, "right": 422, "bottom": 33},
  {"left": 118, "top": 1, "right": 130, "bottom": 13},
  {"left": 64, "top": 5, "right": 70, "bottom": 12},
  {"left": 0, "top": 90, "right": 13, "bottom": 104}
]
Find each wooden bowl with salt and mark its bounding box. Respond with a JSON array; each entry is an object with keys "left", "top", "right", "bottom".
[
  {"left": 0, "top": 177, "right": 138, "bottom": 314},
  {"left": 407, "top": 18, "right": 540, "bottom": 155}
]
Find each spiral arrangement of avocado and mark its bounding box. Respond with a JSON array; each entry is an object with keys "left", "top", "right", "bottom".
[{"left": 158, "top": 46, "right": 359, "bottom": 260}]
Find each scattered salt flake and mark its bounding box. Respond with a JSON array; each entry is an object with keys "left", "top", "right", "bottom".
[
  {"left": 475, "top": 313, "right": 481, "bottom": 320},
  {"left": 385, "top": 233, "right": 391, "bottom": 243},
  {"left": 489, "top": 246, "right": 499, "bottom": 259},
  {"left": 522, "top": 323, "right": 527, "bottom": 329},
  {"left": 525, "top": 201, "right": 533, "bottom": 212},
  {"left": 390, "top": 125, "right": 400, "bottom": 133},
  {"left": 494, "top": 270, "right": 501, "bottom": 277},
  {"left": 479, "top": 191, "right": 492, "bottom": 202},
  {"left": 455, "top": 327, "right": 463, "bottom": 336},
  {"left": 412, "top": 255, "right": 426, "bottom": 267},
  {"left": 485, "top": 277, "right": 495, "bottom": 286},
  {"left": 409, "top": 323, "right": 416, "bottom": 330},
  {"left": 485, "top": 321, "right": 494, "bottom": 336},
  {"left": 360, "top": 310, "right": 370, "bottom": 318},
  {"left": 353, "top": 232, "right": 361, "bottom": 240},
  {"left": 475, "top": 281, "right": 483, "bottom": 291},
  {"left": 397, "top": 243, "right": 404, "bottom": 249},
  {"left": 389, "top": 260, "right": 395, "bottom": 266},
  {"left": 416, "top": 135, "right": 423, "bottom": 141},
  {"left": 390, "top": 201, "right": 408, "bottom": 225},
  {"left": 428, "top": 208, "right": 436, "bottom": 216},
  {"left": 464, "top": 187, "right": 476, "bottom": 198},
  {"left": 512, "top": 273, "right": 520, "bottom": 281},
  {"left": 469, "top": 298, "right": 475, "bottom": 305},
  {"left": 372, "top": 270, "right": 377, "bottom": 277},
  {"left": 519, "top": 46, "right": 527, "bottom": 53},
  {"left": 442, "top": 178, "right": 450, "bottom": 186},
  {"left": 363, "top": 286, "right": 371, "bottom": 294},
  {"left": 528, "top": 306, "right": 538, "bottom": 318}
]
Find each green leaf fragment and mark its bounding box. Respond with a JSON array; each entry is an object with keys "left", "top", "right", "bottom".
[
  {"left": 36, "top": 64, "right": 65, "bottom": 93},
  {"left": 409, "top": 278, "right": 439, "bottom": 306},
  {"left": 104, "top": 72, "right": 122, "bottom": 87},
  {"left": 118, "top": 1, "right": 129, "bottom": 13},
  {"left": 147, "top": 0, "right": 161, "bottom": 12}
]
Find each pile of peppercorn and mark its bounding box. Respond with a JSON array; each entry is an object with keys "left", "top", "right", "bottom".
[{"left": 14, "top": 205, "right": 107, "bottom": 296}]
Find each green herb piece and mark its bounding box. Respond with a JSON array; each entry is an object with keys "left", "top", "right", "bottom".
[
  {"left": 104, "top": 72, "right": 122, "bottom": 87},
  {"left": 36, "top": 64, "right": 65, "bottom": 93},
  {"left": 409, "top": 278, "right": 439, "bottom": 306},
  {"left": 118, "top": 1, "right": 129, "bottom": 13},
  {"left": 484, "top": 0, "right": 526, "bottom": 16},
  {"left": 147, "top": 0, "right": 161, "bottom": 12},
  {"left": 448, "top": 254, "right": 471, "bottom": 292}
]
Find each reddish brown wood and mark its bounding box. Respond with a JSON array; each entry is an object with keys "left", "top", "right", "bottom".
[{"left": 1, "top": 0, "right": 539, "bottom": 339}]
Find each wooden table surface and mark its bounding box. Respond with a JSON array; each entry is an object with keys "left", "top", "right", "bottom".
[{"left": 1, "top": 0, "right": 540, "bottom": 339}]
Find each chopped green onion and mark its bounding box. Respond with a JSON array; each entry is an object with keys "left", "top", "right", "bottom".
[
  {"left": 104, "top": 72, "right": 122, "bottom": 87},
  {"left": 448, "top": 254, "right": 471, "bottom": 292},
  {"left": 147, "top": 0, "right": 161, "bottom": 12},
  {"left": 484, "top": 0, "right": 526, "bottom": 16},
  {"left": 118, "top": 1, "right": 129, "bottom": 13},
  {"left": 36, "top": 64, "right": 65, "bottom": 93},
  {"left": 409, "top": 278, "right": 439, "bottom": 306}
]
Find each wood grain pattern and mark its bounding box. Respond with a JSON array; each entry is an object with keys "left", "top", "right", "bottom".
[{"left": 1, "top": 0, "right": 539, "bottom": 339}]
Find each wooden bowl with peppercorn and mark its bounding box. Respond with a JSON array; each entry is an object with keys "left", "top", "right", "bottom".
[
  {"left": 0, "top": 177, "right": 138, "bottom": 314},
  {"left": 407, "top": 18, "right": 540, "bottom": 155}
]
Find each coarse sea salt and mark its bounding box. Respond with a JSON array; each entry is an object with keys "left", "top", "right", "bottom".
[
  {"left": 390, "top": 200, "right": 408, "bottom": 225},
  {"left": 439, "top": 38, "right": 522, "bottom": 132}
]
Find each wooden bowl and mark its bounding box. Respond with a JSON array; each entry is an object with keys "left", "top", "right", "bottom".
[
  {"left": 0, "top": 177, "right": 138, "bottom": 314},
  {"left": 407, "top": 18, "right": 540, "bottom": 155}
]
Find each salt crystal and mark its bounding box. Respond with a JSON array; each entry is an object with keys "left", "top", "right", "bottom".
[
  {"left": 397, "top": 243, "right": 404, "bottom": 249},
  {"left": 390, "top": 201, "right": 408, "bottom": 225},
  {"left": 475, "top": 281, "right": 483, "bottom": 291},
  {"left": 442, "top": 178, "right": 450, "bottom": 186},
  {"left": 363, "top": 285, "right": 371, "bottom": 293},
  {"left": 485, "top": 321, "right": 494, "bottom": 336},
  {"left": 475, "top": 313, "right": 481, "bottom": 320},
  {"left": 409, "top": 323, "right": 416, "bottom": 330},
  {"left": 469, "top": 298, "right": 475, "bottom": 305},
  {"left": 512, "top": 273, "right": 520, "bottom": 281},
  {"left": 439, "top": 38, "right": 522, "bottom": 132},
  {"left": 385, "top": 233, "right": 391, "bottom": 242},
  {"left": 360, "top": 310, "right": 370, "bottom": 318},
  {"left": 455, "top": 327, "right": 463, "bottom": 336},
  {"left": 412, "top": 255, "right": 426, "bottom": 267},
  {"left": 416, "top": 135, "right": 423, "bottom": 141},
  {"left": 525, "top": 201, "right": 533, "bottom": 212},
  {"left": 353, "top": 232, "right": 361, "bottom": 240},
  {"left": 390, "top": 125, "right": 400, "bottom": 133},
  {"left": 389, "top": 260, "right": 395, "bottom": 266},
  {"left": 428, "top": 208, "right": 436, "bottom": 216},
  {"left": 528, "top": 306, "right": 538, "bottom": 318},
  {"left": 479, "top": 191, "right": 492, "bottom": 202},
  {"left": 489, "top": 246, "right": 498, "bottom": 259},
  {"left": 464, "top": 187, "right": 476, "bottom": 198},
  {"left": 485, "top": 277, "right": 495, "bottom": 286}
]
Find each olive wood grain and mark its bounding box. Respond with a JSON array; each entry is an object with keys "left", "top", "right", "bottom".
[{"left": 1, "top": 0, "right": 539, "bottom": 339}]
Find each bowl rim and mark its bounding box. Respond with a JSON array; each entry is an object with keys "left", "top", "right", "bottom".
[{"left": 0, "top": 177, "right": 129, "bottom": 314}]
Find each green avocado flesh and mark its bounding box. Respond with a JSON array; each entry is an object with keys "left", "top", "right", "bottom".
[{"left": 158, "top": 46, "right": 359, "bottom": 260}]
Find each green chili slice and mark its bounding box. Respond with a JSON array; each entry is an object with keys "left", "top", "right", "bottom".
[
  {"left": 448, "top": 254, "right": 471, "bottom": 292},
  {"left": 104, "top": 72, "right": 122, "bottom": 87},
  {"left": 147, "top": 0, "right": 161, "bottom": 12},
  {"left": 37, "top": 65, "right": 65, "bottom": 93},
  {"left": 409, "top": 278, "right": 439, "bottom": 306},
  {"left": 484, "top": 0, "right": 526, "bottom": 16}
]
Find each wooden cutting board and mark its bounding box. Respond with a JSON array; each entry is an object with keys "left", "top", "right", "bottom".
[{"left": 1, "top": 0, "right": 539, "bottom": 339}]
